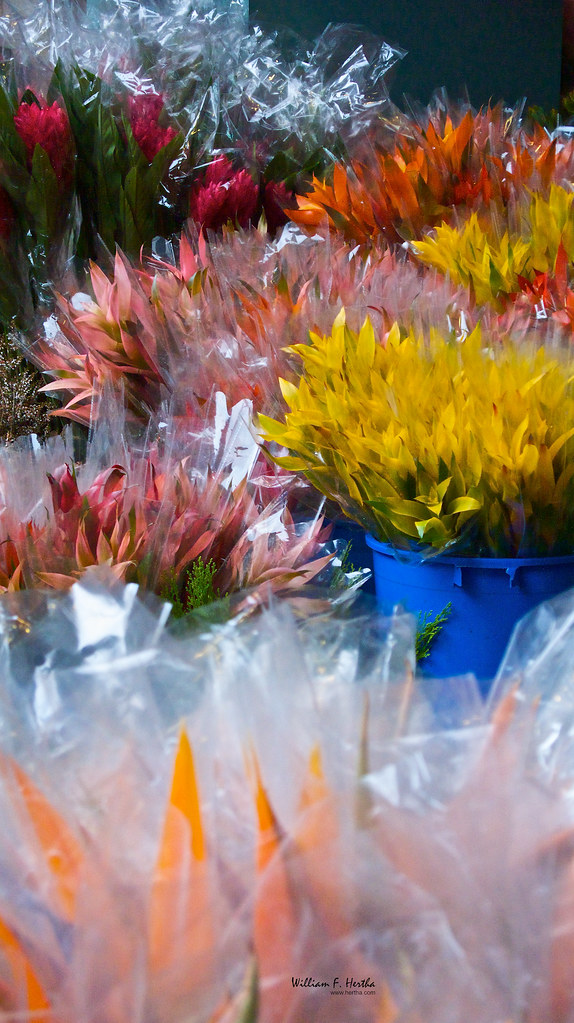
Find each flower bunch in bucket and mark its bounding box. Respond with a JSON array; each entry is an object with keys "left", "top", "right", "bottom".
[
  {"left": 411, "top": 184, "right": 574, "bottom": 316},
  {"left": 260, "top": 311, "right": 574, "bottom": 558}
]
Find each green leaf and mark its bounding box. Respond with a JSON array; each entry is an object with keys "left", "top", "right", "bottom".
[
  {"left": 26, "top": 144, "right": 61, "bottom": 244},
  {"left": 446, "top": 495, "right": 482, "bottom": 514},
  {"left": 272, "top": 455, "right": 310, "bottom": 471},
  {"left": 19, "top": 89, "right": 41, "bottom": 109}
]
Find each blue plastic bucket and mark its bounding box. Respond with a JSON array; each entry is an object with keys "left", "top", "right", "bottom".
[
  {"left": 328, "top": 519, "right": 376, "bottom": 593},
  {"left": 365, "top": 534, "right": 574, "bottom": 686}
]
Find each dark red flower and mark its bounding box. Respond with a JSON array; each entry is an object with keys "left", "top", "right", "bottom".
[
  {"left": 263, "top": 180, "right": 295, "bottom": 233},
  {"left": 0, "top": 187, "right": 14, "bottom": 240},
  {"left": 204, "top": 155, "right": 234, "bottom": 186},
  {"left": 225, "top": 169, "right": 259, "bottom": 227},
  {"left": 189, "top": 181, "right": 233, "bottom": 232},
  {"left": 14, "top": 100, "right": 74, "bottom": 186},
  {"left": 128, "top": 92, "right": 177, "bottom": 162},
  {"left": 189, "top": 158, "right": 259, "bottom": 231}
]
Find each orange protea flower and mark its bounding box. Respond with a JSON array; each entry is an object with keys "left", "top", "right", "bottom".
[
  {"left": 289, "top": 110, "right": 490, "bottom": 243},
  {"left": 289, "top": 107, "right": 574, "bottom": 245}
]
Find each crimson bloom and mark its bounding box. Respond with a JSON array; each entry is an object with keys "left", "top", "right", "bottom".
[
  {"left": 128, "top": 92, "right": 178, "bottom": 161},
  {"left": 189, "top": 156, "right": 259, "bottom": 231},
  {"left": 14, "top": 100, "right": 74, "bottom": 186}
]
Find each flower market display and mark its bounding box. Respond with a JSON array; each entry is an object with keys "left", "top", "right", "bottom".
[
  {"left": 2, "top": 0, "right": 574, "bottom": 1016},
  {"left": 0, "top": 573, "right": 573, "bottom": 1022}
]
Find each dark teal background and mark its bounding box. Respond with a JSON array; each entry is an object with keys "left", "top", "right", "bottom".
[{"left": 249, "top": 0, "right": 563, "bottom": 110}]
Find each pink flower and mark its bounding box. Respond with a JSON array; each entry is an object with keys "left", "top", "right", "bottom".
[
  {"left": 14, "top": 100, "right": 74, "bottom": 186},
  {"left": 128, "top": 92, "right": 177, "bottom": 161},
  {"left": 189, "top": 157, "right": 259, "bottom": 231}
]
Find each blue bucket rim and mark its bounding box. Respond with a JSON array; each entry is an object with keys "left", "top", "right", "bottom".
[{"left": 365, "top": 533, "right": 574, "bottom": 569}]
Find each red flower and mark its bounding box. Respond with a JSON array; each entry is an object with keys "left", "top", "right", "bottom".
[
  {"left": 225, "top": 169, "right": 259, "bottom": 227},
  {"left": 205, "top": 154, "right": 235, "bottom": 186},
  {"left": 189, "top": 157, "right": 259, "bottom": 231},
  {"left": 14, "top": 100, "right": 74, "bottom": 186},
  {"left": 47, "top": 464, "right": 82, "bottom": 515},
  {"left": 128, "top": 92, "right": 177, "bottom": 162}
]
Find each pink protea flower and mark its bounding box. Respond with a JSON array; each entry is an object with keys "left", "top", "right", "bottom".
[
  {"left": 14, "top": 99, "right": 74, "bottom": 186},
  {"left": 189, "top": 156, "right": 259, "bottom": 231},
  {"left": 128, "top": 92, "right": 177, "bottom": 161}
]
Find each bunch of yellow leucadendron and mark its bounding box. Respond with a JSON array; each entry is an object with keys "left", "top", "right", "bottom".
[
  {"left": 411, "top": 184, "right": 574, "bottom": 309},
  {"left": 260, "top": 311, "right": 574, "bottom": 556}
]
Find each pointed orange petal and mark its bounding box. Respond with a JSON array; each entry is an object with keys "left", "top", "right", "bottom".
[
  {"left": 149, "top": 728, "right": 213, "bottom": 988},
  {"left": 3, "top": 758, "right": 83, "bottom": 920},
  {"left": 0, "top": 913, "right": 51, "bottom": 1019},
  {"left": 249, "top": 750, "right": 298, "bottom": 1023},
  {"left": 332, "top": 163, "right": 351, "bottom": 216},
  {"left": 376, "top": 981, "right": 400, "bottom": 1023},
  {"left": 163, "top": 727, "right": 205, "bottom": 864}
]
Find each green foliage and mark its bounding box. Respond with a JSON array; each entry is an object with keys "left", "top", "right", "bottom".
[
  {"left": 329, "top": 538, "right": 355, "bottom": 591},
  {"left": 161, "top": 557, "right": 222, "bottom": 619},
  {"left": 185, "top": 556, "right": 220, "bottom": 611},
  {"left": 415, "top": 602, "right": 453, "bottom": 661},
  {"left": 264, "top": 138, "right": 346, "bottom": 192},
  {"left": 528, "top": 90, "right": 574, "bottom": 132}
]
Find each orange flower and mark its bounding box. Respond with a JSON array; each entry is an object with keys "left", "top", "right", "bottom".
[{"left": 289, "top": 107, "right": 574, "bottom": 244}]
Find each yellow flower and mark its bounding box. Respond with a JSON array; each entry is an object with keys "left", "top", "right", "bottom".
[
  {"left": 412, "top": 214, "right": 531, "bottom": 307},
  {"left": 260, "top": 314, "right": 574, "bottom": 554},
  {"left": 412, "top": 186, "right": 574, "bottom": 309}
]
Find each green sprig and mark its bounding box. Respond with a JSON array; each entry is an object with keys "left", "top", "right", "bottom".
[
  {"left": 415, "top": 601, "right": 452, "bottom": 661},
  {"left": 161, "top": 557, "right": 221, "bottom": 619}
]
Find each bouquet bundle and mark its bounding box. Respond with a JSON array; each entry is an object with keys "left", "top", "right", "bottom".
[
  {"left": 288, "top": 104, "right": 574, "bottom": 246},
  {"left": 260, "top": 312, "right": 574, "bottom": 557},
  {"left": 30, "top": 229, "right": 480, "bottom": 427},
  {"left": 411, "top": 183, "right": 574, "bottom": 319},
  {"left": 0, "top": 63, "right": 184, "bottom": 329},
  {"left": 0, "top": 574, "right": 572, "bottom": 1020},
  {"left": 0, "top": 397, "right": 332, "bottom": 608},
  {"left": 0, "top": 0, "right": 402, "bottom": 334}
]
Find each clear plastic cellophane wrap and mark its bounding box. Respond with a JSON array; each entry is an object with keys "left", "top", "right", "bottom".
[
  {"left": 0, "top": 388, "right": 360, "bottom": 611},
  {"left": 0, "top": 0, "right": 404, "bottom": 361},
  {"left": 1, "top": 569, "right": 574, "bottom": 1020},
  {"left": 0, "top": 0, "right": 404, "bottom": 364},
  {"left": 0, "top": 0, "right": 403, "bottom": 140},
  {"left": 28, "top": 224, "right": 476, "bottom": 431}
]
